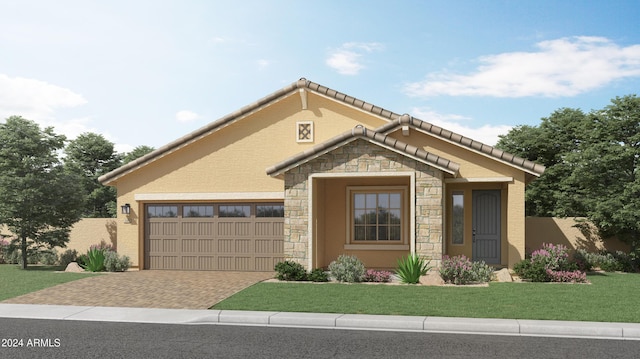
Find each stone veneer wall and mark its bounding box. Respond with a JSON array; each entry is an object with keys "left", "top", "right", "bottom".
[{"left": 283, "top": 139, "right": 444, "bottom": 268}]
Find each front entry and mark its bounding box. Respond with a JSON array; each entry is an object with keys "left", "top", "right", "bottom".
[{"left": 472, "top": 190, "right": 501, "bottom": 264}]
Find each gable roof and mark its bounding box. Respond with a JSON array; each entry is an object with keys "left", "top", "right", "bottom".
[
  {"left": 379, "top": 115, "right": 546, "bottom": 177},
  {"left": 266, "top": 124, "right": 461, "bottom": 177},
  {"left": 99, "top": 78, "right": 544, "bottom": 185}
]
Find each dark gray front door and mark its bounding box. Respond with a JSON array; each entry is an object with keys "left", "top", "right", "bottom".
[{"left": 472, "top": 190, "right": 501, "bottom": 264}]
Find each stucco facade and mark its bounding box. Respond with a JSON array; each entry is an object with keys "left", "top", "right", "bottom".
[{"left": 99, "top": 78, "right": 545, "bottom": 271}]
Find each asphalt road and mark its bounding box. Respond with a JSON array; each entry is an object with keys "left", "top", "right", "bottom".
[{"left": 2, "top": 318, "right": 640, "bottom": 359}]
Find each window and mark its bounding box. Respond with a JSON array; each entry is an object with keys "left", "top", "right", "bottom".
[
  {"left": 296, "top": 121, "right": 314, "bottom": 142},
  {"left": 183, "top": 205, "right": 214, "bottom": 218},
  {"left": 452, "top": 191, "right": 464, "bottom": 244},
  {"left": 219, "top": 205, "right": 251, "bottom": 217},
  {"left": 256, "top": 204, "right": 284, "bottom": 217},
  {"left": 147, "top": 205, "right": 178, "bottom": 218},
  {"left": 351, "top": 189, "right": 403, "bottom": 242}
]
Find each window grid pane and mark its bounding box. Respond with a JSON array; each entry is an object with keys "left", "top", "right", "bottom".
[{"left": 353, "top": 191, "right": 402, "bottom": 242}]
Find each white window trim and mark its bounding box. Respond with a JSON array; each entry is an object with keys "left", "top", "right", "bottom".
[
  {"left": 307, "top": 172, "right": 416, "bottom": 271},
  {"left": 345, "top": 186, "right": 409, "bottom": 246},
  {"left": 296, "top": 121, "right": 314, "bottom": 143},
  {"left": 135, "top": 192, "right": 284, "bottom": 201}
]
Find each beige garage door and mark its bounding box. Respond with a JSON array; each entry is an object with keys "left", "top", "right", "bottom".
[{"left": 145, "top": 203, "right": 284, "bottom": 271}]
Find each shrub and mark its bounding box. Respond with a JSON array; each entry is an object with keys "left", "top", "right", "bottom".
[
  {"left": 308, "top": 268, "right": 329, "bottom": 282},
  {"left": 439, "top": 255, "right": 493, "bottom": 285},
  {"left": 59, "top": 249, "right": 79, "bottom": 268},
  {"left": 274, "top": 260, "right": 308, "bottom": 281},
  {"left": 0, "top": 239, "right": 9, "bottom": 264},
  {"left": 4, "top": 248, "right": 39, "bottom": 265},
  {"left": 362, "top": 269, "right": 392, "bottom": 283},
  {"left": 37, "top": 249, "right": 58, "bottom": 265},
  {"left": 329, "top": 255, "right": 366, "bottom": 283},
  {"left": 573, "top": 249, "right": 638, "bottom": 273},
  {"left": 573, "top": 249, "right": 594, "bottom": 271},
  {"left": 515, "top": 243, "right": 586, "bottom": 283},
  {"left": 396, "top": 254, "right": 431, "bottom": 284},
  {"left": 546, "top": 269, "right": 588, "bottom": 283},
  {"left": 103, "top": 251, "right": 131, "bottom": 272},
  {"left": 80, "top": 248, "right": 106, "bottom": 272}
]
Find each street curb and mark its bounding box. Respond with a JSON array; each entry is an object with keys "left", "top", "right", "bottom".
[{"left": 1, "top": 304, "right": 640, "bottom": 340}]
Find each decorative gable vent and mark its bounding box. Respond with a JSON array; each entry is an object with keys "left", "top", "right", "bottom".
[{"left": 296, "top": 121, "right": 314, "bottom": 143}]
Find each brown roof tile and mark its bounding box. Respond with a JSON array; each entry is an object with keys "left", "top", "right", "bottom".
[
  {"left": 266, "top": 125, "right": 461, "bottom": 177},
  {"left": 100, "top": 78, "right": 544, "bottom": 185}
]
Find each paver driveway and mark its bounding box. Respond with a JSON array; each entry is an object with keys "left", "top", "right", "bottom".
[{"left": 1, "top": 270, "right": 274, "bottom": 309}]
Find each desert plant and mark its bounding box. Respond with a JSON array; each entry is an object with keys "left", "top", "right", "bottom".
[
  {"left": 395, "top": 254, "right": 431, "bottom": 284},
  {"left": 362, "top": 269, "right": 392, "bottom": 283},
  {"left": 58, "top": 249, "right": 79, "bottom": 268},
  {"left": 80, "top": 248, "right": 106, "bottom": 272},
  {"left": 274, "top": 260, "right": 308, "bottom": 281},
  {"left": 103, "top": 251, "right": 131, "bottom": 272},
  {"left": 308, "top": 268, "right": 329, "bottom": 282},
  {"left": 329, "top": 255, "right": 366, "bottom": 283}
]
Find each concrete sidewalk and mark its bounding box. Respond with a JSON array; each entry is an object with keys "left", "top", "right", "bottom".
[{"left": 1, "top": 303, "right": 640, "bottom": 340}]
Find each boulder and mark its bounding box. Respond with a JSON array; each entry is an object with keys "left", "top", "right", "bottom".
[
  {"left": 419, "top": 271, "right": 445, "bottom": 286},
  {"left": 494, "top": 268, "right": 513, "bottom": 282},
  {"left": 65, "top": 262, "right": 85, "bottom": 273}
]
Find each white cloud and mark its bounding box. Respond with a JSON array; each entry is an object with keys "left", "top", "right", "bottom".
[
  {"left": 257, "top": 59, "right": 270, "bottom": 70},
  {"left": 326, "top": 42, "right": 384, "bottom": 75},
  {"left": 0, "top": 73, "right": 87, "bottom": 120},
  {"left": 411, "top": 108, "right": 511, "bottom": 146},
  {"left": 175, "top": 110, "right": 201, "bottom": 123},
  {"left": 405, "top": 36, "right": 640, "bottom": 98}
]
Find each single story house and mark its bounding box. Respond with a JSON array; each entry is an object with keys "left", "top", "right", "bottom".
[{"left": 99, "top": 78, "right": 544, "bottom": 271}]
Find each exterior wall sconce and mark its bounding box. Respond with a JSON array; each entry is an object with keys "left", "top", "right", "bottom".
[{"left": 121, "top": 203, "right": 131, "bottom": 215}]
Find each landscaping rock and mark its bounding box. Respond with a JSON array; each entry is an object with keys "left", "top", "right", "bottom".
[
  {"left": 494, "top": 268, "right": 513, "bottom": 282},
  {"left": 65, "top": 262, "right": 85, "bottom": 273},
  {"left": 419, "top": 271, "right": 444, "bottom": 286}
]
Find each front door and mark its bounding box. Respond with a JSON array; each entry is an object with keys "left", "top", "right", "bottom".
[{"left": 472, "top": 190, "right": 501, "bottom": 264}]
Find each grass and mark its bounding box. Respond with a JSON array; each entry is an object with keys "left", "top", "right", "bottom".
[
  {"left": 213, "top": 272, "right": 640, "bottom": 323},
  {"left": 0, "top": 264, "right": 98, "bottom": 301}
]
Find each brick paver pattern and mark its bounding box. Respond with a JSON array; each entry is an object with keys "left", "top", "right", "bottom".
[{"left": 2, "top": 270, "right": 274, "bottom": 309}]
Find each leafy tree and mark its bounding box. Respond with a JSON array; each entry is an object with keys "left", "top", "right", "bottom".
[
  {"left": 0, "top": 116, "right": 84, "bottom": 269},
  {"left": 122, "top": 145, "right": 155, "bottom": 164},
  {"left": 64, "top": 133, "right": 122, "bottom": 217},
  {"left": 496, "top": 95, "right": 640, "bottom": 249}
]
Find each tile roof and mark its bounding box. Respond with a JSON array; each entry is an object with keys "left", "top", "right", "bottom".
[
  {"left": 266, "top": 124, "right": 461, "bottom": 177},
  {"left": 99, "top": 78, "right": 544, "bottom": 185}
]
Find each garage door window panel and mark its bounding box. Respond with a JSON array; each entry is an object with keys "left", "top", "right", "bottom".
[
  {"left": 148, "top": 205, "right": 178, "bottom": 218},
  {"left": 256, "top": 204, "right": 284, "bottom": 217},
  {"left": 219, "top": 205, "right": 251, "bottom": 218},
  {"left": 183, "top": 205, "right": 214, "bottom": 218}
]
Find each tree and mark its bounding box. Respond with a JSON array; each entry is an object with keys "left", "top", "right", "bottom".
[
  {"left": 0, "top": 117, "right": 84, "bottom": 269},
  {"left": 496, "top": 95, "right": 640, "bottom": 249},
  {"left": 122, "top": 145, "right": 155, "bottom": 164},
  {"left": 64, "top": 133, "right": 122, "bottom": 217}
]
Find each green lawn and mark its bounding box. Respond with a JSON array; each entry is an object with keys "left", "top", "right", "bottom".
[
  {"left": 0, "top": 264, "right": 98, "bottom": 301},
  {"left": 213, "top": 272, "right": 640, "bottom": 323}
]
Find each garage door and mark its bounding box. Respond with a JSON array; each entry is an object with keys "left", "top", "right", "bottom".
[{"left": 145, "top": 203, "right": 284, "bottom": 271}]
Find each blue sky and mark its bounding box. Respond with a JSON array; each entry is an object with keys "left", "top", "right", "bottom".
[{"left": 1, "top": 1, "right": 639, "bottom": 152}]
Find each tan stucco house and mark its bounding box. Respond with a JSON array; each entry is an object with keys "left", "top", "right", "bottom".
[{"left": 99, "top": 78, "right": 544, "bottom": 271}]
